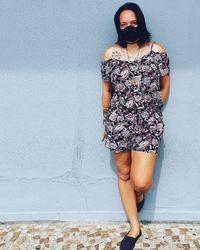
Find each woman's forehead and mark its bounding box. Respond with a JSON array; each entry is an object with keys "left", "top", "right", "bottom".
[{"left": 119, "top": 10, "right": 137, "bottom": 22}]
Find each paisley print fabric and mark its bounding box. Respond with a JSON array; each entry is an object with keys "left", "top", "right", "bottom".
[{"left": 100, "top": 44, "right": 170, "bottom": 155}]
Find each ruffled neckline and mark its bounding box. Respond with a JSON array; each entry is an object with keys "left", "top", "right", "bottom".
[{"left": 101, "top": 50, "right": 168, "bottom": 65}]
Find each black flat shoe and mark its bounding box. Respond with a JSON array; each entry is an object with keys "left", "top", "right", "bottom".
[
  {"left": 136, "top": 193, "right": 145, "bottom": 212},
  {"left": 120, "top": 229, "right": 142, "bottom": 250}
]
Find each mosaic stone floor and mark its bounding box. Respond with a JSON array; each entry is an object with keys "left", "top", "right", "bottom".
[{"left": 0, "top": 221, "right": 199, "bottom": 250}]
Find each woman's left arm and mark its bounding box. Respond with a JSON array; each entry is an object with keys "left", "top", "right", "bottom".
[
  {"left": 160, "top": 74, "right": 170, "bottom": 104},
  {"left": 152, "top": 42, "right": 171, "bottom": 105}
]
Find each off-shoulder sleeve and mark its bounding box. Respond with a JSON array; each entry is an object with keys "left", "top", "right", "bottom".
[
  {"left": 157, "top": 51, "right": 170, "bottom": 76},
  {"left": 101, "top": 60, "right": 112, "bottom": 82}
]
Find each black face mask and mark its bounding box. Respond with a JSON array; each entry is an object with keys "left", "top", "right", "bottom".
[{"left": 120, "top": 25, "right": 139, "bottom": 43}]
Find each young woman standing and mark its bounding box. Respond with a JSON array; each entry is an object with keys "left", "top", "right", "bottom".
[{"left": 101, "top": 3, "right": 170, "bottom": 250}]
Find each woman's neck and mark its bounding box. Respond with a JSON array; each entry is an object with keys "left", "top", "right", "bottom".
[{"left": 126, "top": 41, "right": 140, "bottom": 51}]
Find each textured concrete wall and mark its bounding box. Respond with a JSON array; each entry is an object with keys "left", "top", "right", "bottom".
[{"left": 0, "top": 0, "right": 199, "bottom": 222}]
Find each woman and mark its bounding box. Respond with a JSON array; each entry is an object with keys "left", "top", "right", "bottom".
[{"left": 101, "top": 2, "right": 170, "bottom": 250}]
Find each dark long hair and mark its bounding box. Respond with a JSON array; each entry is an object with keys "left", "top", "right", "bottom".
[{"left": 114, "top": 2, "right": 151, "bottom": 48}]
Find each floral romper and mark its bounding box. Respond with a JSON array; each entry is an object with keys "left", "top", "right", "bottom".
[{"left": 101, "top": 41, "right": 170, "bottom": 155}]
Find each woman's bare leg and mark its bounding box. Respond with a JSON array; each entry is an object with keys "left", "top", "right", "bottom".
[
  {"left": 112, "top": 150, "right": 140, "bottom": 237},
  {"left": 113, "top": 149, "right": 157, "bottom": 237},
  {"left": 131, "top": 150, "right": 157, "bottom": 210}
]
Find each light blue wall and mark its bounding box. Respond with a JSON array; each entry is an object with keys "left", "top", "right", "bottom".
[{"left": 0, "top": 0, "right": 199, "bottom": 222}]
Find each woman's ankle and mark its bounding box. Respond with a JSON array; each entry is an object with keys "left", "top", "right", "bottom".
[{"left": 130, "top": 222, "right": 140, "bottom": 231}]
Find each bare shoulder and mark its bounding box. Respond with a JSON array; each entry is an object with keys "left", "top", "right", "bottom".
[
  {"left": 151, "top": 41, "right": 167, "bottom": 53},
  {"left": 101, "top": 44, "right": 123, "bottom": 61}
]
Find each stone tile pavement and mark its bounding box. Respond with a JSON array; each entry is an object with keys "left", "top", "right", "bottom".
[{"left": 0, "top": 221, "right": 199, "bottom": 250}]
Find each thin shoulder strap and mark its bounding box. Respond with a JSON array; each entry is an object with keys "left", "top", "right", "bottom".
[{"left": 150, "top": 41, "right": 155, "bottom": 51}]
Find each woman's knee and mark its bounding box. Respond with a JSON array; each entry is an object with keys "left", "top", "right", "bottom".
[
  {"left": 117, "top": 165, "right": 131, "bottom": 181},
  {"left": 132, "top": 178, "right": 153, "bottom": 192}
]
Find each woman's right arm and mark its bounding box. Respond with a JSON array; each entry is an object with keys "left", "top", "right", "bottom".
[{"left": 101, "top": 48, "right": 112, "bottom": 132}]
